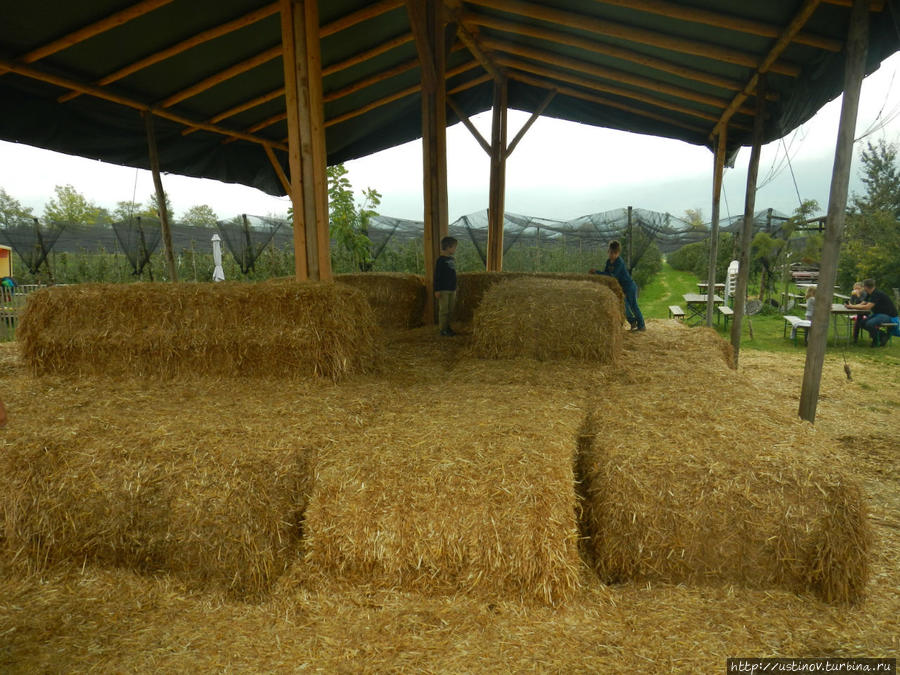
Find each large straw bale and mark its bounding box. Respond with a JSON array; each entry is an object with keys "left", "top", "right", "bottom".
[
  {"left": 301, "top": 388, "right": 582, "bottom": 605},
  {"left": 335, "top": 273, "right": 426, "bottom": 329},
  {"left": 16, "top": 281, "right": 380, "bottom": 380},
  {"left": 1, "top": 428, "right": 314, "bottom": 599},
  {"left": 455, "top": 272, "right": 623, "bottom": 323},
  {"left": 577, "top": 328, "right": 870, "bottom": 604},
  {"left": 470, "top": 277, "right": 623, "bottom": 362}
]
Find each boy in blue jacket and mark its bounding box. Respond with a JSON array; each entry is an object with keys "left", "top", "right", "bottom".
[{"left": 592, "top": 240, "right": 645, "bottom": 332}]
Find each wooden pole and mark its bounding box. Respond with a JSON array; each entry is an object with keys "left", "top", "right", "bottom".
[
  {"left": 799, "top": 0, "right": 869, "bottom": 422},
  {"left": 705, "top": 126, "right": 727, "bottom": 325},
  {"left": 626, "top": 205, "right": 633, "bottom": 269},
  {"left": 487, "top": 77, "right": 508, "bottom": 272},
  {"left": 408, "top": 0, "right": 448, "bottom": 322},
  {"left": 142, "top": 111, "right": 178, "bottom": 282},
  {"left": 506, "top": 88, "right": 555, "bottom": 159},
  {"left": 731, "top": 76, "right": 767, "bottom": 367}
]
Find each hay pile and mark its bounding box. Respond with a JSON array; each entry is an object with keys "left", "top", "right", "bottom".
[
  {"left": 300, "top": 386, "right": 582, "bottom": 605},
  {"left": 577, "top": 323, "right": 870, "bottom": 604},
  {"left": 334, "top": 273, "right": 426, "bottom": 329},
  {"left": 454, "top": 272, "right": 624, "bottom": 323},
  {"left": 17, "top": 281, "right": 380, "bottom": 380},
  {"left": 1, "top": 431, "right": 314, "bottom": 599},
  {"left": 470, "top": 277, "right": 623, "bottom": 362}
]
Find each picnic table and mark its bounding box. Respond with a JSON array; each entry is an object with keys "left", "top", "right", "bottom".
[
  {"left": 682, "top": 293, "right": 723, "bottom": 325},
  {"left": 696, "top": 282, "right": 725, "bottom": 294}
]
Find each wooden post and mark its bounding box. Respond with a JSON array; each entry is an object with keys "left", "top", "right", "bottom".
[
  {"left": 731, "top": 76, "right": 766, "bottom": 366},
  {"left": 487, "top": 77, "right": 508, "bottom": 271},
  {"left": 408, "top": 0, "right": 448, "bottom": 321},
  {"left": 142, "top": 110, "right": 178, "bottom": 282},
  {"left": 799, "top": 0, "right": 868, "bottom": 423},
  {"left": 280, "top": 0, "right": 330, "bottom": 281},
  {"left": 626, "top": 205, "right": 633, "bottom": 269},
  {"left": 705, "top": 127, "right": 727, "bottom": 325}
]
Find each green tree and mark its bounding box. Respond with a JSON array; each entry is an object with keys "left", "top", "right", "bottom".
[
  {"left": 145, "top": 191, "right": 174, "bottom": 220},
  {"left": 327, "top": 163, "right": 379, "bottom": 272},
  {"left": 43, "top": 184, "right": 101, "bottom": 225},
  {"left": 839, "top": 139, "right": 900, "bottom": 291},
  {"left": 180, "top": 204, "right": 219, "bottom": 228},
  {"left": 0, "top": 187, "right": 34, "bottom": 227},
  {"left": 752, "top": 199, "right": 819, "bottom": 302}
]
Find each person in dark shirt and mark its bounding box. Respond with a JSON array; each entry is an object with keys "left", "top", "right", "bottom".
[
  {"left": 844, "top": 278, "right": 898, "bottom": 347},
  {"left": 591, "top": 240, "right": 645, "bottom": 332},
  {"left": 434, "top": 236, "right": 458, "bottom": 337}
]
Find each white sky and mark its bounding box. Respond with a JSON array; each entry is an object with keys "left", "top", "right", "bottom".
[{"left": 2, "top": 52, "right": 900, "bottom": 224}]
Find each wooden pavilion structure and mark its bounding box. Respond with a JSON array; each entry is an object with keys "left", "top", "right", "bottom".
[{"left": 1, "top": 0, "right": 898, "bottom": 420}]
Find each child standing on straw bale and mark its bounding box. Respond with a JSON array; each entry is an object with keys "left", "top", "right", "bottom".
[
  {"left": 434, "top": 236, "right": 458, "bottom": 337},
  {"left": 591, "top": 240, "right": 645, "bottom": 332}
]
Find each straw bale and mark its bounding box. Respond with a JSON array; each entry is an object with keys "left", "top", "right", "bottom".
[
  {"left": 1, "top": 422, "right": 315, "bottom": 598},
  {"left": 16, "top": 281, "right": 380, "bottom": 380},
  {"left": 577, "top": 330, "right": 871, "bottom": 604},
  {"left": 455, "top": 272, "right": 623, "bottom": 323},
  {"left": 334, "top": 272, "right": 426, "bottom": 329},
  {"left": 301, "top": 388, "right": 582, "bottom": 605},
  {"left": 470, "top": 277, "right": 623, "bottom": 363}
]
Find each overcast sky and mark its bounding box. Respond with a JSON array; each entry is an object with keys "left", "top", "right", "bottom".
[{"left": 2, "top": 52, "right": 900, "bottom": 225}]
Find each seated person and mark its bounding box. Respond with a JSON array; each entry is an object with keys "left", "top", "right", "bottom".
[
  {"left": 844, "top": 278, "right": 899, "bottom": 347},
  {"left": 848, "top": 281, "right": 868, "bottom": 343}
]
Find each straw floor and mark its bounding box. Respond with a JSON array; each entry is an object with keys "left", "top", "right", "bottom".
[{"left": 1, "top": 318, "right": 897, "bottom": 672}]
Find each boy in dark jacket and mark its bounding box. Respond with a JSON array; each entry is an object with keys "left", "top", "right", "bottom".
[
  {"left": 434, "top": 236, "right": 458, "bottom": 336},
  {"left": 592, "top": 240, "right": 645, "bottom": 331}
]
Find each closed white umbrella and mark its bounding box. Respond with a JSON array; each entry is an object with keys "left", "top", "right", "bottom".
[{"left": 212, "top": 233, "right": 225, "bottom": 282}]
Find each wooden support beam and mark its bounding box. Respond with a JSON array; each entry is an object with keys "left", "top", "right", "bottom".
[
  {"left": 17, "top": 0, "right": 175, "bottom": 65},
  {"left": 711, "top": 0, "right": 825, "bottom": 140},
  {"left": 591, "top": 0, "right": 841, "bottom": 51},
  {"left": 142, "top": 110, "right": 178, "bottom": 283},
  {"left": 487, "top": 77, "right": 508, "bottom": 271},
  {"left": 58, "top": 3, "right": 280, "bottom": 103},
  {"left": 451, "top": 19, "right": 505, "bottom": 81},
  {"left": 322, "top": 33, "right": 414, "bottom": 77},
  {"left": 465, "top": 0, "right": 801, "bottom": 77},
  {"left": 730, "top": 76, "right": 766, "bottom": 366},
  {"left": 485, "top": 39, "right": 754, "bottom": 115},
  {"left": 463, "top": 10, "right": 776, "bottom": 100},
  {"left": 324, "top": 57, "right": 420, "bottom": 103},
  {"left": 408, "top": 0, "right": 449, "bottom": 323},
  {"left": 0, "top": 56, "right": 287, "bottom": 150},
  {"left": 508, "top": 71, "right": 708, "bottom": 135},
  {"left": 447, "top": 98, "right": 491, "bottom": 155},
  {"left": 822, "top": 0, "right": 883, "bottom": 9},
  {"left": 496, "top": 55, "right": 753, "bottom": 130},
  {"left": 159, "top": 46, "right": 282, "bottom": 109},
  {"left": 281, "top": 0, "right": 330, "bottom": 282},
  {"left": 263, "top": 144, "right": 291, "bottom": 195},
  {"left": 505, "top": 88, "right": 556, "bottom": 158},
  {"left": 800, "top": 0, "right": 869, "bottom": 423},
  {"left": 704, "top": 127, "right": 727, "bottom": 326}
]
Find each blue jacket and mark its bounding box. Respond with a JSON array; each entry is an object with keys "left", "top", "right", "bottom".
[{"left": 600, "top": 257, "right": 636, "bottom": 292}]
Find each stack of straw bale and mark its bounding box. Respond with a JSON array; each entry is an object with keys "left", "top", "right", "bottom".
[
  {"left": 300, "top": 387, "right": 582, "bottom": 605},
  {"left": 577, "top": 324, "right": 870, "bottom": 604},
  {"left": 1, "top": 429, "right": 314, "bottom": 598},
  {"left": 470, "top": 277, "right": 623, "bottom": 362},
  {"left": 455, "top": 272, "right": 624, "bottom": 323},
  {"left": 334, "top": 273, "right": 426, "bottom": 329},
  {"left": 16, "top": 281, "right": 380, "bottom": 379}
]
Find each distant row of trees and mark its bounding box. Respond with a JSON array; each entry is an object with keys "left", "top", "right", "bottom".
[{"left": 0, "top": 184, "right": 223, "bottom": 229}]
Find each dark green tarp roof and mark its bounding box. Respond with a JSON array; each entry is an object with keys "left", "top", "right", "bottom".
[{"left": 1, "top": 0, "right": 899, "bottom": 197}]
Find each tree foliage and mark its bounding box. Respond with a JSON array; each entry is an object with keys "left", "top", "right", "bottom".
[
  {"left": 180, "top": 204, "right": 219, "bottom": 228},
  {"left": 43, "top": 184, "right": 101, "bottom": 226},
  {"left": 0, "top": 187, "right": 34, "bottom": 228},
  {"left": 327, "top": 164, "right": 379, "bottom": 272}
]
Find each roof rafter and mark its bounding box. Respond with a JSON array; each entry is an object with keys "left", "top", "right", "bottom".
[
  {"left": 0, "top": 56, "right": 287, "bottom": 150},
  {"left": 444, "top": 0, "right": 506, "bottom": 81},
  {"left": 712, "top": 0, "right": 826, "bottom": 140},
  {"left": 507, "top": 71, "right": 709, "bottom": 135},
  {"left": 465, "top": 0, "right": 802, "bottom": 77},
  {"left": 463, "top": 10, "right": 779, "bottom": 100},
  {"left": 59, "top": 3, "right": 280, "bottom": 103},
  {"left": 590, "top": 0, "right": 842, "bottom": 52},
  {"left": 482, "top": 38, "right": 756, "bottom": 115},
  {"left": 494, "top": 55, "right": 753, "bottom": 128}
]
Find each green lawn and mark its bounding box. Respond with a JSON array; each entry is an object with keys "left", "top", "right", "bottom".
[{"left": 639, "top": 262, "right": 900, "bottom": 363}]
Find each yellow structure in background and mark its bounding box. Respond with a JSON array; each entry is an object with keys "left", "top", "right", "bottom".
[{"left": 0, "top": 245, "right": 11, "bottom": 278}]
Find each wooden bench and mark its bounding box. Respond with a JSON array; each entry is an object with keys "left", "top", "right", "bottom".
[
  {"left": 716, "top": 305, "right": 734, "bottom": 329},
  {"left": 783, "top": 315, "right": 810, "bottom": 345},
  {"left": 668, "top": 305, "right": 685, "bottom": 321}
]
